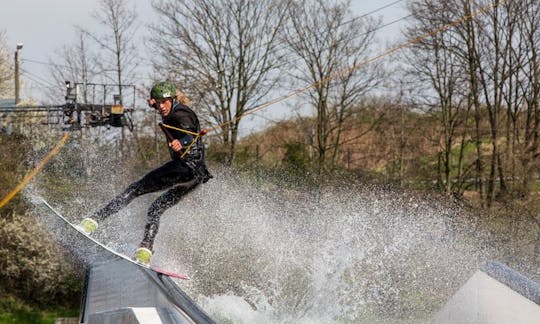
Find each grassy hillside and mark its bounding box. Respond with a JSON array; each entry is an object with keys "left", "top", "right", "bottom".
[{"left": 231, "top": 104, "right": 540, "bottom": 201}]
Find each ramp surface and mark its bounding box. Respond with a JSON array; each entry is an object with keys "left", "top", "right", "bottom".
[
  {"left": 81, "top": 258, "right": 214, "bottom": 323},
  {"left": 431, "top": 261, "right": 540, "bottom": 324}
]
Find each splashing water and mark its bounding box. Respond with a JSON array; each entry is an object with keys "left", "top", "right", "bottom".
[
  {"left": 32, "top": 166, "right": 537, "bottom": 324},
  {"left": 147, "top": 170, "right": 489, "bottom": 323}
]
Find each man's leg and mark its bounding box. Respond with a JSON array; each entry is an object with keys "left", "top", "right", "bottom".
[
  {"left": 92, "top": 182, "right": 143, "bottom": 222},
  {"left": 139, "top": 179, "right": 199, "bottom": 252},
  {"left": 79, "top": 181, "right": 145, "bottom": 234},
  {"left": 91, "top": 161, "right": 188, "bottom": 222}
]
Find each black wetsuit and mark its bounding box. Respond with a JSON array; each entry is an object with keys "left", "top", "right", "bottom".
[{"left": 92, "top": 101, "right": 212, "bottom": 251}]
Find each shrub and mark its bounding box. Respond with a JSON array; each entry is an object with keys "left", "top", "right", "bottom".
[{"left": 0, "top": 210, "right": 81, "bottom": 306}]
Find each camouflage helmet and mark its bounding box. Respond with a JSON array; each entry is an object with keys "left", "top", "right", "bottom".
[{"left": 150, "top": 81, "right": 175, "bottom": 99}]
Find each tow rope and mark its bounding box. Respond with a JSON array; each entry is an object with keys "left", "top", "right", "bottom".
[
  {"left": 0, "top": 133, "right": 70, "bottom": 209},
  {"left": 159, "top": 123, "right": 207, "bottom": 159}
]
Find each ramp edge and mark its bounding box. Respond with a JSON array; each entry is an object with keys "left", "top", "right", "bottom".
[{"left": 481, "top": 261, "right": 540, "bottom": 305}]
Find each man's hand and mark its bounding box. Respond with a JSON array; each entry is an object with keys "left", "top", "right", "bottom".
[
  {"left": 148, "top": 98, "right": 157, "bottom": 109},
  {"left": 169, "top": 139, "right": 182, "bottom": 152}
]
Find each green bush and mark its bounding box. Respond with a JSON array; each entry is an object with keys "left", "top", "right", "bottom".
[
  {"left": 0, "top": 294, "right": 78, "bottom": 324},
  {"left": 0, "top": 211, "right": 81, "bottom": 306},
  {"left": 282, "top": 142, "right": 310, "bottom": 172}
]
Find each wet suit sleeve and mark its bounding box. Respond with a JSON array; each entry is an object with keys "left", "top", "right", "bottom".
[
  {"left": 161, "top": 105, "right": 200, "bottom": 159},
  {"left": 170, "top": 104, "right": 198, "bottom": 133}
]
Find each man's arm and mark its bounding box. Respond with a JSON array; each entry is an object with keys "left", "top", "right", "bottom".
[{"left": 159, "top": 123, "right": 182, "bottom": 152}]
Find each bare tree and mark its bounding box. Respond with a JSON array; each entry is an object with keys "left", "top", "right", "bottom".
[
  {"left": 404, "top": 0, "right": 473, "bottom": 195},
  {"left": 458, "top": 0, "right": 534, "bottom": 204},
  {"left": 282, "top": 0, "right": 384, "bottom": 174},
  {"left": 150, "top": 0, "right": 289, "bottom": 164},
  {"left": 513, "top": 0, "right": 540, "bottom": 196},
  {"left": 406, "top": 0, "right": 540, "bottom": 205},
  {"left": 48, "top": 31, "right": 97, "bottom": 104},
  {"left": 0, "top": 31, "right": 14, "bottom": 98},
  {"left": 81, "top": 0, "right": 140, "bottom": 98},
  {"left": 75, "top": 0, "right": 140, "bottom": 152}
]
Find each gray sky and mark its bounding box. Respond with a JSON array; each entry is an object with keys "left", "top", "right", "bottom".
[
  {"left": 1, "top": 0, "right": 408, "bottom": 131},
  {"left": 1, "top": 0, "right": 154, "bottom": 102}
]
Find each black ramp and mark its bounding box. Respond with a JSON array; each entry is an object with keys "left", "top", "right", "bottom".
[
  {"left": 82, "top": 258, "right": 215, "bottom": 324},
  {"left": 34, "top": 197, "right": 215, "bottom": 324}
]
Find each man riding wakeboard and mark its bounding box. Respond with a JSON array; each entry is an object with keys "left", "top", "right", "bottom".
[{"left": 78, "top": 81, "right": 212, "bottom": 264}]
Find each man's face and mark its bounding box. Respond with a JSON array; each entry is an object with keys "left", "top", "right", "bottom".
[{"left": 156, "top": 98, "right": 172, "bottom": 116}]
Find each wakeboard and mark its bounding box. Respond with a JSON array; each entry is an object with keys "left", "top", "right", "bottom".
[{"left": 39, "top": 197, "right": 189, "bottom": 280}]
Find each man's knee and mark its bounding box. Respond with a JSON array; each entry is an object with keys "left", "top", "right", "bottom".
[
  {"left": 148, "top": 199, "right": 168, "bottom": 219},
  {"left": 122, "top": 182, "right": 144, "bottom": 199}
]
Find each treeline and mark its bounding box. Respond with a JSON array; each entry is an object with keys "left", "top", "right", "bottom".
[
  {"left": 2, "top": 0, "right": 539, "bottom": 205},
  {"left": 221, "top": 94, "right": 540, "bottom": 204},
  {"left": 46, "top": 0, "right": 540, "bottom": 207},
  {"left": 403, "top": 0, "right": 540, "bottom": 207}
]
